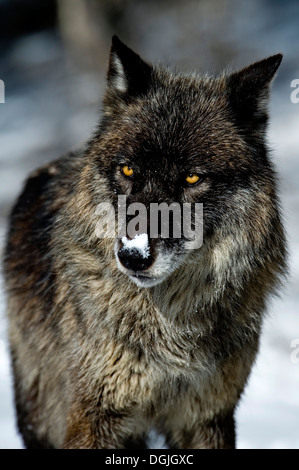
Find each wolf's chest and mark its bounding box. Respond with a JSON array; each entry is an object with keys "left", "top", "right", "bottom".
[{"left": 96, "top": 321, "right": 210, "bottom": 413}]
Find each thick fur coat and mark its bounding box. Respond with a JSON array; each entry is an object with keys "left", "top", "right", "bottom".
[{"left": 4, "top": 36, "right": 287, "bottom": 448}]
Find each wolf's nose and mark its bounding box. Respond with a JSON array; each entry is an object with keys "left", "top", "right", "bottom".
[
  {"left": 117, "top": 248, "right": 153, "bottom": 272},
  {"left": 118, "top": 234, "right": 153, "bottom": 272}
]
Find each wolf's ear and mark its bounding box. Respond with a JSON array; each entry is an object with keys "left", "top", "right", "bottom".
[
  {"left": 107, "top": 35, "right": 153, "bottom": 98},
  {"left": 226, "top": 54, "right": 282, "bottom": 129}
]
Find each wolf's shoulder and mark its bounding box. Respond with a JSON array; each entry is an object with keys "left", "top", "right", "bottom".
[
  {"left": 4, "top": 149, "right": 84, "bottom": 266},
  {"left": 10, "top": 149, "right": 84, "bottom": 217}
]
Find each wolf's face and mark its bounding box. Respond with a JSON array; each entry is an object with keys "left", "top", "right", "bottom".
[{"left": 92, "top": 36, "right": 282, "bottom": 288}]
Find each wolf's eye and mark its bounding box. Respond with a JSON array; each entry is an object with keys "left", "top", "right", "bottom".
[
  {"left": 122, "top": 165, "right": 134, "bottom": 177},
  {"left": 186, "top": 173, "right": 200, "bottom": 185}
]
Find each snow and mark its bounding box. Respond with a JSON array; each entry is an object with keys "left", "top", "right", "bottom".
[
  {"left": 0, "top": 266, "right": 22, "bottom": 449},
  {"left": 121, "top": 234, "right": 150, "bottom": 259}
]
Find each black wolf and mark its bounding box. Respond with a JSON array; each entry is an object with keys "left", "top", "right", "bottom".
[{"left": 3, "top": 36, "right": 286, "bottom": 448}]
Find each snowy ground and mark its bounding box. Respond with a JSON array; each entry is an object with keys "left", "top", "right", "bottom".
[{"left": 0, "top": 0, "right": 299, "bottom": 449}]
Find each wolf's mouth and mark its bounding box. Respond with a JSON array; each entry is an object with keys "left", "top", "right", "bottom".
[
  {"left": 130, "top": 272, "right": 155, "bottom": 283},
  {"left": 128, "top": 272, "right": 161, "bottom": 288},
  {"left": 131, "top": 273, "right": 151, "bottom": 280},
  {"left": 114, "top": 235, "right": 181, "bottom": 287}
]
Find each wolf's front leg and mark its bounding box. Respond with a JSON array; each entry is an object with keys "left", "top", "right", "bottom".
[
  {"left": 166, "top": 410, "right": 236, "bottom": 449},
  {"left": 62, "top": 404, "right": 146, "bottom": 449}
]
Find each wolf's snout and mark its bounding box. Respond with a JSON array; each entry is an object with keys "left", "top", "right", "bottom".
[
  {"left": 117, "top": 248, "right": 153, "bottom": 272},
  {"left": 117, "top": 234, "right": 153, "bottom": 272}
]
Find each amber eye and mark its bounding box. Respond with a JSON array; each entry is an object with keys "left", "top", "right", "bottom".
[
  {"left": 186, "top": 172, "right": 200, "bottom": 185},
  {"left": 122, "top": 165, "right": 134, "bottom": 177}
]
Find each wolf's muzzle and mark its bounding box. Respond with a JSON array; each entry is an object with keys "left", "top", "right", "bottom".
[{"left": 117, "top": 246, "right": 153, "bottom": 272}]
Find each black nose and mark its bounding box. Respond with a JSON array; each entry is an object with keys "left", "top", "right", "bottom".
[{"left": 117, "top": 247, "right": 153, "bottom": 272}]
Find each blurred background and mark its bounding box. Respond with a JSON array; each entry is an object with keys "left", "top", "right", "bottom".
[{"left": 0, "top": 0, "right": 298, "bottom": 449}]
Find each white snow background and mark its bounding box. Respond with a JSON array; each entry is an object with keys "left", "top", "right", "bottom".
[{"left": 0, "top": 0, "right": 299, "bottom": 449}]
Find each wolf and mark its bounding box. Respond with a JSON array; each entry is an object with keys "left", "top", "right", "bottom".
[{"left": 3, "top": 36, "right": 287, "bottom": 449}]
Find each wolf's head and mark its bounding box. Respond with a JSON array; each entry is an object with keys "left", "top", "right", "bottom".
[{"left": 91, "top": 36, "right": 282, "bottom": 288}]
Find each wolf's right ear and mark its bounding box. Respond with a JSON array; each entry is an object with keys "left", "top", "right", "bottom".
[
  {"left": 106, "top": 35, "right": 153, "bottom": 99},
  {"left": 226, "top": 54, "right": 282, "bottom": 130}
]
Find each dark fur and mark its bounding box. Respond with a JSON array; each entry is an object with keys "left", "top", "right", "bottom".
[{"left": 3, "top": 36, "right": 287, "bottom": 449}]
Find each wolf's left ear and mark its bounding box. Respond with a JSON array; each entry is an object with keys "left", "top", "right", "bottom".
[
  {"left": 107, "top": 35, "right": 153, "bottom": 98},
  {"left": 226, "top": 54, "right": 282, "bottom": 128}
]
